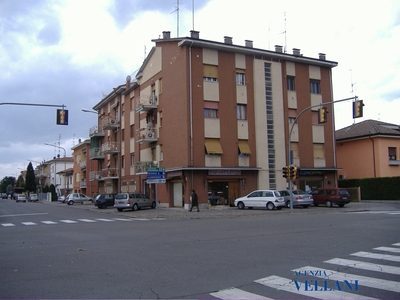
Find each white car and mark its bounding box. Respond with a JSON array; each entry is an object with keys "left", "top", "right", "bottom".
[
  {"left": 16, "top": 194, "right": 27, "bottom": 203},
  {"left": 234, "top": 190, "right": 284, "bottom": 210}
]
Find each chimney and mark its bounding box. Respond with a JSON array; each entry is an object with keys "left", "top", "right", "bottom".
[
  {"left": 293, "top": 48, "right": 301, "bottom": 56},
  {"left": 275, "top": 45, "right": 283, "bottom": 53},
  {"left": 319, "top": 53, "right": 326, "bottom": 60},
  {"left": 245, "top": 40, "right": 253, "bottom": 48},
  {"left": 190, "top": 30, "right": 200, "bottom": 39},
  {"left": 162, "top": 31, "right": 171, "bottom": 39},
  {"left": 224, "top": 36, "right": 233, "bottom": 44}
]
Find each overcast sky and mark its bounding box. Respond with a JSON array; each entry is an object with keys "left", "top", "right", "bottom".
[{"left": 1, "top": 0, "right": 399, "bottom": 179}]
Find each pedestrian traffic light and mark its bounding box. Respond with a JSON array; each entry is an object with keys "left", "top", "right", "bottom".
[
  {"left": 56, "top": 109, "right": 68, "bottom": 125},
  {"left": 318, "top": 107, "right": 327, "bottom": 123},
  {"left": 282, "top": 166, "right": 289, "bottom": 179},
  {"left": 353, "top": 100, "right": 364, "bottom": 118},
  {"left": 290, "top": 165, "right": 297, "bottom": 180}
]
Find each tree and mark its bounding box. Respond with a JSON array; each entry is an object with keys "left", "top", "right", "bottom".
[
  {"left": 1, "top": 176, "right": 15, "bottom": 193},
  {"left": 25, "top": 162, "right": 37, "bottom": 193}
]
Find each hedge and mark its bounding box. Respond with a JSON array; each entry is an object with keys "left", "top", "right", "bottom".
[{"left": 339, "top": 176, "right": 400, "bottom": 200}]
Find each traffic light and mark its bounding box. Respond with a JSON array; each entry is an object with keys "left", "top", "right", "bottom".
[
  {"left": 289, "top": 165, "right": 298, "bottom": 180},
  {"left": 282, "top": 166, "right": 289, "bottom": 179},
  {"left": 56, "top": 109, "right": 68, "bottom": 125},
  {"left": 353, "top": 100, "right": 364, "bottom": 118},
  {"left": 318, "top": 107, "right": 327, "bottom": 123}
]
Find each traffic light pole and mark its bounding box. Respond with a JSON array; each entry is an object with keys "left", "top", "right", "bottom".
[{"left": 287, "top": 96, "right": 358, "bottom": 211}]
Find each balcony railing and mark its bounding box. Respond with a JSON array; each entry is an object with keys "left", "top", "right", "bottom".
[
  {"left": 135, "top": 161, "right": 158, "bottom": 174},
  {"left": 80, "top": 161, "right": 87, "bottom": 169},
  {"left": 136, "top": 128, "right": 157, "bottom": 143},
  {"left": 101, "top": 116, "right": 119, "bottom": 130},
  {"left": 90, "top": 168, "right": 119, "bottom": 181},
  {"left": 89, "top": 147, "right": 104, "bottom": 160},
  {"left": 89, "top": 125, "right": 104, "bottom": 137},
  {"left": 80, "top": 179, "right": 86, "bottom": 188},
  {"left": 101, "top": 142, "right": 119, "bottom": 154},
  {"left": 135, "top": 94, "right": 157, "bottom": 112}
]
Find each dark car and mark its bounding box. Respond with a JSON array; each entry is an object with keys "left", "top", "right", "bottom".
[
  {"left": 311, "top": 188, "right": 351, "bottom": 207},
  {"left": 94, "top": 194, "right": 116, "bottom": 209}
]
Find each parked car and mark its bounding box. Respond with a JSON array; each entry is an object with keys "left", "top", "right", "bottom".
[
  {"left": 94, "top": 194, "right": 116, "bottom": 209},
  {"left": 16, "top": 194, "right": 26, "bottom": 203},
  {"left": 311, "top": 188, "right": 351, "bottom": 207},
  {"left": 66, "top": 193, "right": 93, "bottom": 205},
  {"left": 234, "top": 190, "right": 284, "bottom": 210},
  {"left": 114, "top": 192, "right": 156, "bottom": 212},
  {"left": 58, "top": 195, "right": 67, "bottom": 203},
  {"left": 2, "top": 193, "right": 7, "bottom": 199},
  {"left": 28, "top": 194, "right": 39, "bottom": 202},
  {"left": 279, "top": 189, "right": 313, "bottom": 208}
]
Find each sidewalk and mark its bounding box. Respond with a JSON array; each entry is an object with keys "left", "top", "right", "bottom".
[{"left": 42, "top": 200, "right": 400, "bottom": 220}]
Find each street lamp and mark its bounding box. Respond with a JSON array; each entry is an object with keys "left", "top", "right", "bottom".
[
  {"left": 44, "top": 143, "right": 67, "bottom": 198},
  {"left": 82, "top": 108, "right": 97, "bottom": 114}
]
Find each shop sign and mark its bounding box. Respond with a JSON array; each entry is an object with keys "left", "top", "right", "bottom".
[{"left": 208, "top": 169, "right": 241, "bottom": 176}]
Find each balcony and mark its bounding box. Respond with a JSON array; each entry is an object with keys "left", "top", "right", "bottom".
[
  {"left": 136, "top": 128, "right": 157, "bottom": 143},
  {"left": 89, "top": 125, "right": 104, "bottom": 137},
  {"left": 101, "top": 116, "right": 119, "bottom": 130},
  {"left": 90, "top": 168, "right": 119, "bottom": 181},
  {"left": 80, "top": 179, "right": 86, "bottom": 188},
  {"left": 135, "top": 161, "right": 158, "bottom": 174},
  {"left": 80, "top": 161, "right": 86, "bottom": 169},
  {"left": 389, "top": 156, "right": 400, "bottom": 166},
  {"left": 102, "top": 142, "right": 119, "bottom": 154},
  {"left": 135, "top": 94, "right": 157, "bottom": 112},
  {"left": 89, "top": 147, "right": 104, "bottom": 160}
]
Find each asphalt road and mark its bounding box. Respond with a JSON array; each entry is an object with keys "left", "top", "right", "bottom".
[{"left": 1, "top": 199, "right": 399, "bottom": 299}]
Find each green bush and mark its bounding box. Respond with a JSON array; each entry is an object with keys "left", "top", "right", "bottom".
[{"left": 339, "top": 177, "right": 400, "bottom": 200}]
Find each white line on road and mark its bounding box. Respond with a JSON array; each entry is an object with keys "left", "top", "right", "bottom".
[
  {"left": 1, "top": 223, "right": 15, "bottom": 227},
  {"left": 0, "top": 213, "right": 48, "bottom": 218},
  {"left": 41, "top": 221, "right": 57, "bottom": 225},
  {"left": 374, "top": 246, "right": 400, "bottom": 253},
  {"left": 351, "top": 251, "right": 400, "bottom": 262},
  {"left": 78, "top": 219, "right": 97, "bottom": 222},
  {"left": 324, "top": 258, "right": 400, "bottom": 275},
  {"left": 21, "top": 222, "right": 37, "bottom": 226},
  {"left": 210, "top": 287, "right": 273, "bottom": 299},
  {"left": 59, "top": 220, "right": 78, "bottom": 224}
]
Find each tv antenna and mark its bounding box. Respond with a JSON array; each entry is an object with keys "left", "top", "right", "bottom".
[
  {"left": 171, "top": 0, "right": 180, "bottom": 37},
  {"left": 349, "top": 69, "right": 357, "bottom": 96}
]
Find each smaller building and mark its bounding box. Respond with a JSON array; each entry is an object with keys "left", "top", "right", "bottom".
[{"left": 336, "top": 119, "right": 400, "bottom": 179}]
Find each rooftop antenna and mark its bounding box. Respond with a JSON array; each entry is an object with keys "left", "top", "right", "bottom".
[
  {"left": 349, "top": 69, "right": 357, "bottom": 96},
  {"left": 171, "top": 0, "right": 180, "bottom": 37},
  {"left": 192, "top": 0, "right": 195, "bottom": 31},
  {"left": 283, "top": 12, "right": 287, "bottom": 53}
]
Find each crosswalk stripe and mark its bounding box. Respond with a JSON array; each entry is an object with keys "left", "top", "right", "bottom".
[
  {"left": 78, "top": 219, "right": 97, "bottom": 223},
  {"left": 325, "top": 258, "right": 400, "bottom": 275},
  {"left": 393, "top": 243, "right": 400, "bottom": 246},
  {"left": 352, "top": 211, "right": 400, "bottom": 214},
  {"left": 294, "top": 266, "right": 400, "bottom": 293},
  {"left": 22, "top": 222, "right": 36, "bottom": 226},
  {"left": 96, "top": 218, "right": 115, "bottom": 222},
  {"left": 255, "top": 275, "right": 377, "bottom": 299},
  {"left": 113, "top": 218, "right": 133, "bottom": 221},
  {"left": 351, "top": 251, "right": 400, "bottom": 262},
  {"left": 60, "top": 220, "right": 78, "bottom": 224},
  {"left": 210, "top": 287, "right": 273, "bottom": 299},
  {"left": 374, "top": 246, "right": 400, "bottom": 253},
  {"left": 1, "top": 223, "right": 15, "bottom": 227},
  {"left": 41, "top": 221, "right": 57, "bottom": 225}
]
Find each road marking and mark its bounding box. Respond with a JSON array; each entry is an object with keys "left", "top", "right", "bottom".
[
  {"left": 22, "top": 222, "right": 37, "bottom": 226},
  {"left": 96, "top": 218, "right": 115, "bottom": 222},
  {"left": 351, "top": 251, "right": 400, "bottom": 262},
  {"left": 324, "top": 258, "right": 400, "bottom": 275},
  {"left": 351, "top": 211, "right": 400, "bottom": 215},
  {"left": 294, "top": 266, "right": 400, "bottom": 293},
  {"left": 78, "top": 219, "right": 97, "bottom": 222},
  {"left": 374, "top": 246, "right": 400, "bottom": 253},
  {"left": 1, "top": 223, "right": 15, "bottom": 227},
  {"left": 60, "top": 220, "right": 78, "bottom": 224},
  {"left": 255, "top": 275, "right": 377, "bottom": 299},
  {"left": 0, "top": 213, "right": 48, "bottom": 218},
  {"left": 41, "top": 221, "right": 57, "bottom": 225},
  {"left": 113, "top": 218, "right": 134, "bottom": 221},
  {"left": 393, "top": 243, "right": 400, "bottom": 246},
  {"left": 210, "top": 287, "right": 273, "bottom": 299}
]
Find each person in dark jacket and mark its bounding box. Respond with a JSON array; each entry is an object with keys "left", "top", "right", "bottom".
[{"left": 189, "top": 189, "right": 199, "bottom": 212}]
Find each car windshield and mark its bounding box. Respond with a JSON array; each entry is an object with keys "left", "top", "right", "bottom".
[
  {"left": 293, "top": 190, "right": 306, "bottom": 195},
  {"left": 116, "top": 194, "right": 127, "bottom": 200},
  {"left": 338, "top": 190, "right": 349, "bottom": 195},
  {"left": 273, "top": 191, "right": 281, "bottom": 197}
]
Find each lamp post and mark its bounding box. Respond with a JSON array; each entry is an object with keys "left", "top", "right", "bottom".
[
  {"left": 44, "top": 143, "right": 67, "bottom": 198},
  {"left": 82, "top": 108, "right": 97, "bottom": 114},
  {"left": 82, "top": 108, "right": 98, "bottom": 197}
]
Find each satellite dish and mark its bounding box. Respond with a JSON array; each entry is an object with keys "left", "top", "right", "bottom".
[{"left": 126, "top": 75, "right": 131, "bottom": 83}]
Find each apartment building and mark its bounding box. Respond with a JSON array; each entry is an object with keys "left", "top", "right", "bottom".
[
  {"left": 336, "top": 119, "right": 400, "bottom": 179},
  {"left": 88, "top": 30, "right": 339, "bottom": 207}
]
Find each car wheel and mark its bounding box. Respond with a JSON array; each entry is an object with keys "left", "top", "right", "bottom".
[
  {"left": 237, "top": 201, "right": 245, "bottom": 209},
  {"left": 132, "top": 203, "right": 138, "bottom": 211},
  {"left": 267, "top": 202, "right": 275, "bottom": 210},
  {"left": 68, "top": 200, "right": 74, "bottom": 205},
  {"left": 326, "top": 200, "right": 332, "bottom": 207},
  {"left": 338, "top": 204, "right": 345, "bottom": 208},
  {"left": 102, "top": 203, "right": 108, "bottom": 209},
  {"left": 286, "top": 201, "right": 291, "bottom": 208},
  {"left": 117, "top": 208, "right": 123, "bottom": 212},
  {"left": 151, "top": 201, "right": 156, "bottom": 209}
]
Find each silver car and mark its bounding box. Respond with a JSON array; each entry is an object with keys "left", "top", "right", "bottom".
[
  {"left": 114, "top": 192, "right": 156, "bottom": 212},
  {"left": 66, "top": 193, "right": 93, "bottom": 205},
  {"left": 279, "top": 189, "right": 313, "bottom": 208}
]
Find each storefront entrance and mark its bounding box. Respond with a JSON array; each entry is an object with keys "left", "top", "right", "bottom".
[{"left": 207, "top": 181, "right": 239, "bottom": 206}]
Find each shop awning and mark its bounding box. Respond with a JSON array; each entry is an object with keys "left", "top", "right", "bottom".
[
  {"left": 205, "top": 139, "right": 223, "bottom": 154},
  {"left": 238, "top": 140, "right": 251, "bottom": 155}
]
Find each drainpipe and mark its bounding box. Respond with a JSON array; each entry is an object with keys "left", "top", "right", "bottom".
[
  {"left": 369, "top": 136, "right": 376, "bottom": 177},
  {"left": 189, "top": 41, "right": 194, "bottom": 188}
]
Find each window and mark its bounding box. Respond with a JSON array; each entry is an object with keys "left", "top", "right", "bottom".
[
  {"left": 238, "top": 140, "right": 251, "bottom": 155},
  {"left": 130, "top": 125, "right": 135, "bottom": 138},
  {"left": 287, "top": 76, "right": 295, "bottom": 91},
  {"left": 310, "top": 81, "right": 321, "bottom": 94},
  {"left": 237, "top": 104, "right": 246, "bottom": 120},
  {"left": 313, "top": 144, "right": 325, "bottom": 159},
  {"left": 204, "top": 108, "right": 217, "bottom": 118},
  {"left": 131, "top": 154, "right": 135, "bottom": 166},
  {"left": 205, "top": 139, "right": 223, "bottom": 155},
  {"left": 389, "top": 147, "right": 397, "bottom": 160},
  {"left": 236, "top": 70, "right": 245, "bottom": 85},
  {"left": 203, "top": 65, "right": 218, "bottom": 82}
]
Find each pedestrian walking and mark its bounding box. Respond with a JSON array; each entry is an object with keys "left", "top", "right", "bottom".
[{"left": 189, "top": 189, "right": 199, "bottom": 212}]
